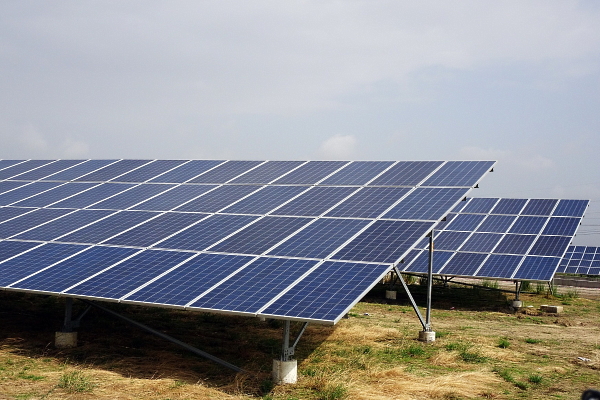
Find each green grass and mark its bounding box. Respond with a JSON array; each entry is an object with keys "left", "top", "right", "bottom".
[
  {"left": 528, "top": 374, "right": 543, "bottom": 384},
  {"left": 316, "top": 383, "right": 347, "bottom": 400},
  {"left": 525, "top": 338, "right": 542, "bottom": 344},
  {"left": 498, "top": 338, "right": 510, "bottom": 348},
  {"left": 57, "top": 370, "right": 95, "bottom": 393}
]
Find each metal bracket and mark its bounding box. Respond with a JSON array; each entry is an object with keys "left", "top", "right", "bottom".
[
  {"left": 393, "top": 266, "right": 427, "bottom": 330},
  {"left": 281, "top": 320, "right": 308, "bottom": 361},
  {"left": 61, "top": 297, "right": 92, "bottom": 332}
]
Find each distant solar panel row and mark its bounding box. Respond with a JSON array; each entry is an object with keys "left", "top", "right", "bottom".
[
  {"left": 558, "top": 246, "right": 600, "bottom": 275},
  {"left": 0, "top": 159, "right": 495, "bottom": 324},
  {"left": 401, "top": 197, "right": 588, "bottom": 282}
]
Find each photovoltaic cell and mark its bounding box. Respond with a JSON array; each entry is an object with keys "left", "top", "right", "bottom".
[
  {"left": 476, "top": 215, "right": 516, "bottom": 233},
  {"left": 0, "top": 160, "right": 54, "bottom": 180},
  {"left": 522, "top": 199, "right": 557, "bottom": 216},
  {"left": 267, "top": 218, "right": 370, "bottom": 259},
  {"left": 0, "top": 208, "right": 73, "bottom": 238},
  {"left": 490, "top": 198, "right": 527, "bottom": 215},
  {"left": 42, "top": 160, "right": 117, "bottom": 181},
  {"left": 433, "top": 231, "right": 471, "bottom": 250},
  {"left": 331, "top": 220, "right": 433, "bottom": 263},
  {"left": 324, "top": 187, "right": 410, "bottom": 219},
  {"left": 0, "top": 243, "right": 89, "bottom": 286},
  {"left": 272, "top": 187, "right": 358, "bottom": 217},
  {"left": 50, "top": 183, "right": 135, "bottom": 208},
  {"left": 0, "top": 181, "right": 27, "bottom": 194},
  {"left": 12, "top": 183, "right": 98, "bottom": 207},
  {"left": 75, "top": 160, "right": 151, "bottom": 182},
  {"left": 123, "top": 253, "right": 254, "bottom": 306},
  {"left": 508, "top": 216, "right": 547, "bottom": 234},
  {"left": 188, "top": 161, "right": 263, "bottom": 183},
  {"left": 10, "top": 246, "right": 139, "bottom": 292},
  {"left": 11, "top": 160, "right": 85, "bottom": 181},
  {"left": 422, "top": 161, "right": 494, "bottom": 187},
  {"left": 272, "top": 161, "right": 348, "bottom": 184},
  {"left": 111, "top": 160, "right": 188, "bottom": 183},
  {"left": 0, "top": 240, "right": 41, "bottom": 263},
  {"left": 104, "top": 212, "right": 207, "bottom": 247},
  {"left": 513, "top": 256, "right": 560, "bottom": 280},
  {"left": 553, "top": 200, "right": 588, "bottom": 217},
  {"left": 88, "top": 184, "right": 175, "bottom": 210},
  {"left": 403, "top": 250, "right": 454, "bottom": 273},
  {"left": 461, "top": 198, "right": 498, "bottom": 214},
  {"left": 157, "top": 214, "right": 258, "bottom": 251},
  {"left": 174, "top": 185, "right": 262, "bottom": 213},
  {"left": 65, "top": 250, "right": 195, "bottom": 299},
  {"left": 493, "top": 234, "right": 536, "bottom": 255},
  {"left": 0, "top": 207, "right": 33, "bottom": 223},
  {"left": 445, "top": 214, "right": 485, "bottom": 231},
  {"left": 440, "top": 252, "right": 488, "bottom": 276},
  {"left": 542, "top": 217, "right": 580, "bottom": 236},
  {"left": 131, "top": 185, "right": 217, "bottom": 211},
  {"left": 529, "top": 236, "right": 571, "bottom": 257},
  {"left": 149, "top": 160, "right": 225, "bottom": 183},
  {"left": 0, "top": 160, "right": 25, "bottom": 171},
  {"left": 189, "top": 257, "right": 318, "bottom": 313},
  {"left": 475, "top": 254, "right": 523, "bottom": 279},
  {"left": 368, "top": 161, "right": 442, "bottom": 186},
  {"left": 0, "top": 182, "right": 63, "bottom": 206},
  {"left": 459, "top": 233, "right": 503, "bottom": 253},
  {"left": 383, "top": 188, "right": 469, "bottom": 220},
  {"left": 320, "top": 161, "right": 394, "bottom": 185},
  {"left": 229, "top": 161, "right": 304, "bottom": 184},
  {"left": 260, "top": 261, "right": 391, "bottom": 323},
  {"left": 210, "top": 216, "right": 313, "bottom": 255},
  {"left": 13, "top": 210, "right": 115, "bottom": 241},
  {"left": 222, "top": 186, "right": 307, "bottom": 215}
]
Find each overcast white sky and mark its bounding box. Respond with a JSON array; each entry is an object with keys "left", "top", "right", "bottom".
[{"left": 1, "top": 1, "right": 599, "bottom": 244}]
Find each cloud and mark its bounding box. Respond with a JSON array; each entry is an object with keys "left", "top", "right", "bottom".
[{"left": 317, "top": 134, "right": 357, "bottom": 160}]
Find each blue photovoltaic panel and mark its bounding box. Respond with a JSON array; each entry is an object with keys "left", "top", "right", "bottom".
[
  {"left": 0, "top": 243, "right": 88, "bottom": 286},
  {"left": 222, "top": 186, "right": 307, "bottom": 215},
  {"left": 210, "top": 216, "right": 313, "bottom": 255},
  {"left": 131, "top": 185, "right": 217, "bottom": 211},
  {"left": 542, "top": 217, "right": 580, "bottom": 236},
  {"left": 111, "top": 160, "right": 188, "bottom": 183},
  {"left": 0, "top": 181, "right": 27, "bottom": 194},
  {"left": 0, "top": 208, "right": 73, "bottom": 238},
  {"left": 529, "top": 236, "right": 571, "bottom": 257},
  {"left": 58, "top": 211, "right": 159, "bottom": 244},
  {"left": 383, "top": 188, "right": 469, "bottom": 220},
  {"left": 0, "top": 240, "right": 41, "bottom": 263},
  {"left": 475, "top": 254, "right": 523, "bottom": 279},
  {"left": 557, "top": 246, "right": 600, "bottom": 275},
  {"left": 188, "top": 160, "right": 263, "bottom": 184},
  {"left": 459, "top": 233, "right": 503, "bottom": 253},
  {"left": 461, "top": 198, "right": 498, "bottom": 214},
  {"left": 229, "top": 161, "right": 304, "bottom": 184},
  {"left": 75, "top": 160, "right": 151, "bottom": 182},
  {"left": 433, "top": 213, "right": 456, "bottom": 231},
  {"left": 13, "top": 210, "right": 115, "bottom": 241},
  {"left": 260, "top": 261, "right": 391, "bottom": 323},
  {"left": 42, "top": 160, "right": 117, "bottom": 181},
  {"left": 422, "top": 161, "right": 494, "bottom": 187},
  {"left": 331, "top": 220, "right": 433, "bottom": 263},
  {"left": 10, "top": 160, "right": 85, "bottom": 181},
  {"left": 189, "top": 257, "right": 318, "bottom": 313},
  {"left": 445, "top": 214, "right": 486, "bottom": 231},
  {"left": 174, "top": 185, "right": 262, "bottom": 213},
  {"left": 0, "top": 182, "right": 63, "bottom": 206},
  {"left": 0, "top": 207, "right": 33, "bottom": 223},
  {"left": 0, "top": 160, "right": 54, "bottom": 180},
  {"left": 104, "top": 212, "right": 207, "bottom": 247},
  {"left": 433, "top": 231, "right": 471, "bottom": 250},
  {"left": 64, "top": 250, "right": 195, "bottom": 299},
  {"left": 272, "top": 161, "right": 348, "bottom": 185},
  {"left": 320, "top": 161, "right": 394, "bottom": 185},
  {"left": 440, "top": 252, "right": 488, "bottom": 276},
  {"left": 123, "top": 253, "right": 254, "bottom": 306},
  {"left": 553, "top": 200, "right": 588, "bottom": 217},
  {"left": 490, "top": 198, "right": 527, "bottom": 215},
  {"left": 513, "top": 256, "right": 561, "bottom": 281},
  {"left": 493, "top": 234, "right": 536, "bottom": 255},
  {"left": 10, "top": 246, "right": 139, "bottom": 293},
  {"left": 0, "top": 160, "right": 25, "bottom": 171},
  {"left": 88, "top": 184, "right": 175, "bottom": 210},
  {"left": 12, "top": 183, "right": 98, "bottom": 207},
  {"left": 403, "top": 250, "right": 454, "bottom": 273},
  {"left": 368, "top": 161, "right": 442, "bottom": 186},
  {"left": 508, "top": 216, "right": 547, "bottom": 234},
  {"left": 522, "top": 199, "right": 557, "bottom": 216},
  {"left": 476, "top": 215, "right": 516, "bottom": 233},
  {"left": 450, "top": 201, "right": 467, "bottom": 213},
  {"left": 50, "top": 183, "right": 135, "bottom": 208},
  {"left": 324, "top": 187, "right": 410, "bottom": 219},
  {"left": 157, "top": 214, "right": 258, "bottom": 251},
  {"left": 272, "top": 187, "right": 358, "bottom": 217},
  {"left": 149, "top": 160, "right": 225, "bottom": 183},
  {"left": 267, "top": 218, "right": 370, "bottom": 259}
]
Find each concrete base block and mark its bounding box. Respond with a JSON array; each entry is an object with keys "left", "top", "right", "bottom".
[
  {"left": 511, "top": 300, "right": 523, "bottom": 309},
  {"left": 272, "top": 359, "right": 297, "bottom": 384},
  {"left": 258, "top": 316, "right": 266, "bottom": 322},
  {"left": 418, "top": 330, "right": 436, "bottom": 343},
  {"left": 385, "top": 290, "right": 397, "bottom": 300},
  {"left": 55, "top": 331, "right": 77, "bottom": 349},
  {"left": 541, "top": 305, "right": 563, "bottom": 313}
]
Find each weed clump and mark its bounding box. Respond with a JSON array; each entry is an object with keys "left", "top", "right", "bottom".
[
  {"left": 58, "top": 370, "right": 95, "bottom": 393},
  {"left": 498, "top": 338, "right": 510, "bottom": 348}
]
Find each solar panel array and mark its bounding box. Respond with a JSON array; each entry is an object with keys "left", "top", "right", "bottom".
[
  {"left": 0, "top": 159, "right": 494, "bottom": 324},
  {"left": 401, "top": 197, "right": 588, "bottom": 282},
  {"left": 558, "top": 246, "right": 600, "bottom": 275}
]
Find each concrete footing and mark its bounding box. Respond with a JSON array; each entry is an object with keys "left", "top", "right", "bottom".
[
  {"left": 511, "top": 300, "right": 523, "bottom": 309},
  {"left": 418, "top": 330, "right": 436, "bottom": 343},
  {"left": 385, "top": 290, "right": 397, "bottom": 300},
  {"left": 55, "top": 331, "right": 77, "bottom": 348},
  {"left": 273, "top": 359, "right": 297, "bottom": 384},
  {"left": 540, "top": 305, "right": 563, "bottom": 313}
]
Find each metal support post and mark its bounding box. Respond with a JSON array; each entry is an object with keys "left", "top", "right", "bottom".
[
  {"left": 426, "top": 231, "right": 434, "bottom": 331},
  {"left": 393, "top": 266, "right": 426, "bottom": 330},
  {"left": 515, "top": 281, "right": 521, "bottom": 301},
  {"left": 280, "top": 321, "right": 308, "bottom": 362},
  {"left": 62, "top": 297, "right": 74, "bottom": 332}
]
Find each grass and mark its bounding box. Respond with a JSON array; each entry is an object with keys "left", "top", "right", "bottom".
[
  {"left": 57, "top": 370, "right": 95, "bottom": 393},
  {"left": 497, "top": 338, "right": 510, "bottom": 348}
]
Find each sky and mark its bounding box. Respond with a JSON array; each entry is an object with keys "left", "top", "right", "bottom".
[{"left": 1, "top": 1, "right": 599, "bottom": 244}]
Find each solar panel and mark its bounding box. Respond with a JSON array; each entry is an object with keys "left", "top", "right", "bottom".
[
  {"left": 0, "top": 159, "right": 493, "bottom": 324},
  {"left": 401, "top": 197, "right": 588, "bottom": 282},
  {"left": 557, "top": 246, "right": 600, "bottom": 275}
]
